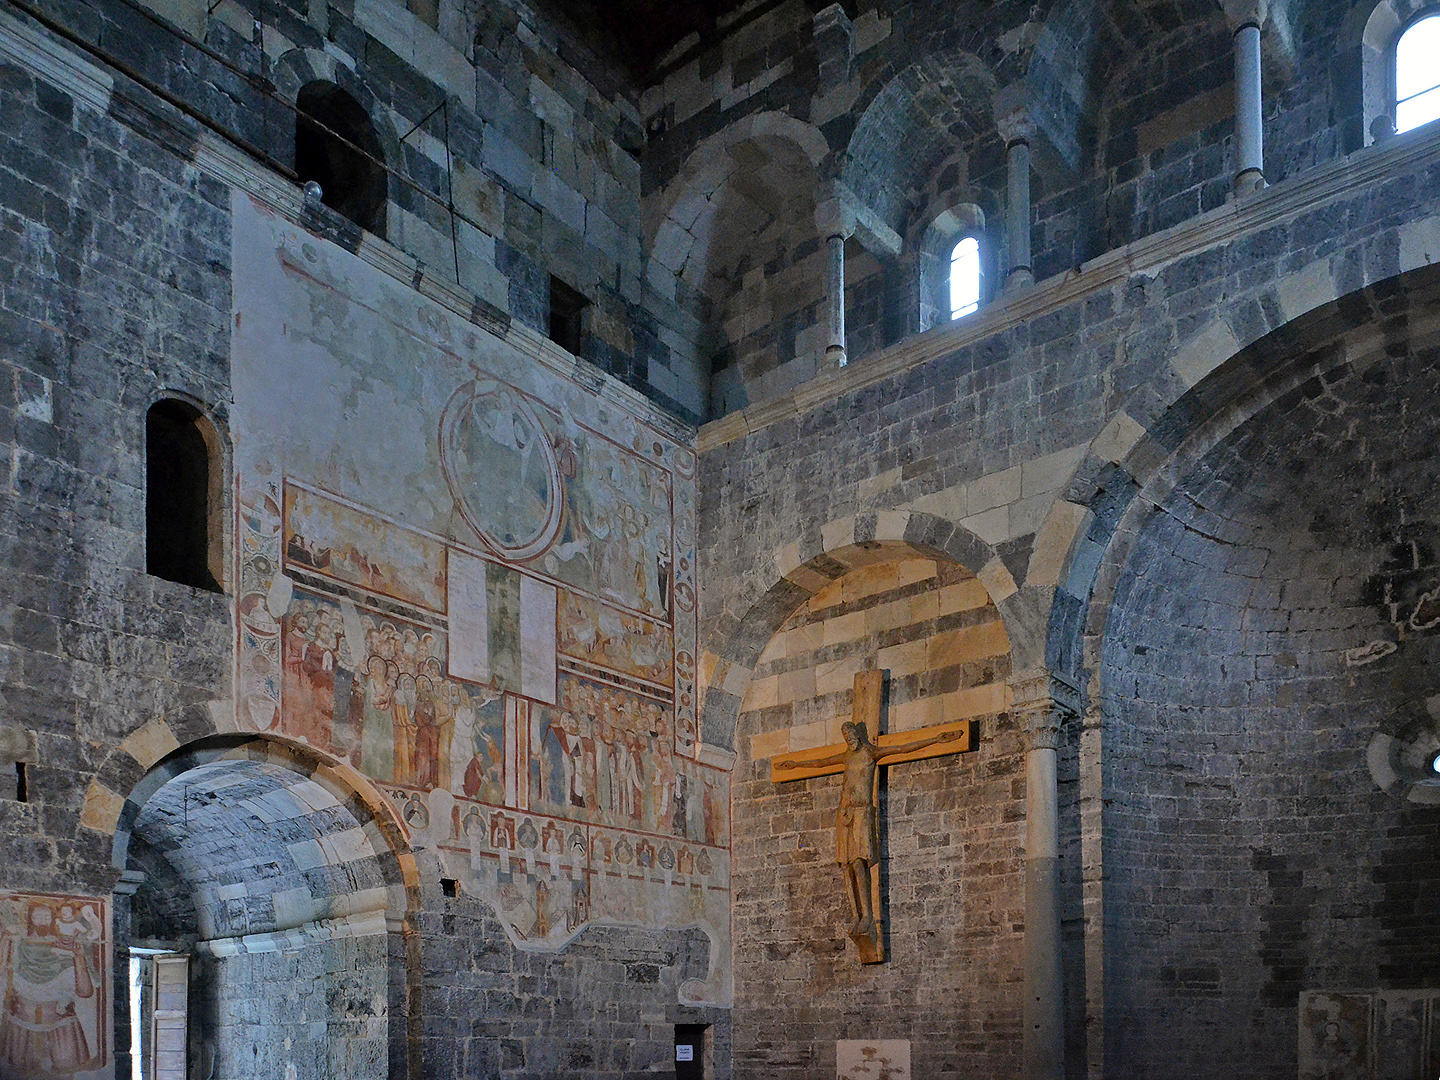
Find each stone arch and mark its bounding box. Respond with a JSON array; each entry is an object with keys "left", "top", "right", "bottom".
[
  {"left": 268, "top": 48, "right": 402, "bottom": 234},
  {"left": 839, "top": 52, "right": 999, "bottom": 239},
  {"left": 645, "top": 112, "right": 830, "bottom": 407},
  {"left": 1066, "top": 268, "right": 1440, "bottom": 1076},
  {"left": 1046, "top": 255, "right": 1440, "bottom": 691},
  {"left": 645, "top": 112, "right": 828, "bottom": 293},
  {"left": 700, "top": 510, "right": 1012, "bottom": 752},
  {"left": 109, "top": 732, "right": 423, "bottom": 1080}
]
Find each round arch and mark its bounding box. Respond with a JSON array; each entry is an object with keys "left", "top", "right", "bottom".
[
  {"left": 111, "top": 731, "right": 423, "bottom": 1080},
  {"left": 700, "top": 510, "right": 1013, "bottom": 752},
  {"left": 1045, "top": 258, "right": 1440, "bottom": 693}
]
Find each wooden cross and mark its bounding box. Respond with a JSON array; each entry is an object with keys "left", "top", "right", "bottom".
[{"left": 770, "top": 669, "right": 980, "bottom": 963}]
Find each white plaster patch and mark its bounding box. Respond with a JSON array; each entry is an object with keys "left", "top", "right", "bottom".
[
  {"left": 1170, "top": 318, "right": 1240, "bottom": 388},
  {"left": 1273, "top": 259, "right": 1336, "bottom": 323},
  {"left": 837, "top": 1039, "right": 910, "bottom": 1080},
  {"left": 16, "top": 375, "right": 51, "bottom": 423}
]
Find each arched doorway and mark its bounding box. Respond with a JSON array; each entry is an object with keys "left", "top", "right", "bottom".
[{"left": 112, "top": 736, "right": 419, "bottom": 1080}]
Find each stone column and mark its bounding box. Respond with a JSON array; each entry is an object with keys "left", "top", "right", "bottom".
[
  {"left": 1006, "top": 136, "right": 1033, "bottom": 290},
  {"left": 825, "top": 232, "right": 847, "bottom": 366},
  {"left": 1011, "top": 671, "right": 1077, "bottom": 1080},
  {"left": 1225, "top": 0, "right": 1267, "bottom": 193}
]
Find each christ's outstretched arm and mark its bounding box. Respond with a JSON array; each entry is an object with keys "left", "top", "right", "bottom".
[{"left": 874, "top": 727, "right": 965, "bottom": 762}]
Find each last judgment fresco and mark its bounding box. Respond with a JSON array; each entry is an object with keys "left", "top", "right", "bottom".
[{"left": 228, "top": 195, "right": 728, "bottom": 1004}]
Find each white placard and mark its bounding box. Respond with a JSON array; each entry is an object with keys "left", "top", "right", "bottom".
[{"left": 675, "top": 1045, "right": 694, "bottom": 1062}]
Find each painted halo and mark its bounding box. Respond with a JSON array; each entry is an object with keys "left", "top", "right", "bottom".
[{"left": 439, "top": 379, "right": 564, "bottom": 562}]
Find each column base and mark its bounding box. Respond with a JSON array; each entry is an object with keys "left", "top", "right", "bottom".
[
  {"left": 825, "top": 344, "right": 847, "bottom": 367},
  {"left": 1006, "top": 268, "right": 1034, "bottom": 294},
  {"left": 1234, "top": 167, "right": 1264, "bottom": 195}
]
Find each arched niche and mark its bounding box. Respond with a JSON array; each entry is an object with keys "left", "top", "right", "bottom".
[
  {"left": 295, "top": 81, "right": 389, "bottom": 237},
  {"left": 1096, "top": 327, "right": 1440, "bottom": 1076},
  {"left": 728, "top": 548, "right": 1033, "bottom": 1078}
]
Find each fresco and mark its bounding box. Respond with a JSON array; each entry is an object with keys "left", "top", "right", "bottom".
[
  {"left": 0, "top": 892, "right": 108, "bottom": 1080},
  {"left": 229, "top": 195, "right": 725, "bottom": 1004},
  {"left": 557, "top": 588, "right": 673, "bottom": 687},
  {"left": 284, "top": 484, "right": 448, "bottom": 612}
]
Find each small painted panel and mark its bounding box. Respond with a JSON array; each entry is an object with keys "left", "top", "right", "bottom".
[
  {"left": 0, "top": 892, "right": 109, "bottom": 1080},
  {"left": 1375, "top": 991, "right": 1427, "bottom": 1080},
  {"left": 1299, "top": 991, "right": 1372, "bottom": 1080},
  {"left": 558, "top": 588, "right": 673, "bottom": 686},
  {"left": 836, "top": 1039, "right": 911, "bottom": 1080},
  {"left": 284, "top": 483, "right": 448, "bottom": 611}
]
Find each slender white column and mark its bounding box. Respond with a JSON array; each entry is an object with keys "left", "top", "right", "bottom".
[
  {"left": 1234, "top": 21, "right": 1264, "bottom": 193},
  {"left": 1006, "top": 137, "right": 1033, "bottom": 290},
  {"left": 825, "top": 233, "right": 847, "bottom": 366}
]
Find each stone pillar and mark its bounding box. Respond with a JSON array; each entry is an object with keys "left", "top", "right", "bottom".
[
  {"left": 1011, "top": 671, "right": 1078, "bottom": 1080},
  {"left": 1225, "top": 0, "right": 1267, "bottom": 193},
  {"left": 1006, "top": 137, "right": 1033, "bottom": 290},
  {"left": 825, "top": 232, "right": 847, "bottom": 366}
]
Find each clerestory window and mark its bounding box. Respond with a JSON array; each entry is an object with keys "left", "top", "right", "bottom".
[
  {"left": 1396, "top": 15, "right": 1440, "bottom": 132},
  {"left": 950, "top": 236, "right": 981, "bottom": 320}
]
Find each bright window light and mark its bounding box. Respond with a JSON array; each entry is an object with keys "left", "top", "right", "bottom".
[
  {"left": 950, "top": 237, "right": 980, "bottom": 320},
  {"left": 1396, "top": 16, "right": 1440, "bottom": 132}
]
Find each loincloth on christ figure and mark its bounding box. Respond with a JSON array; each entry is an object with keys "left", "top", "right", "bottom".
[{"left": 835, "top": 802, "right": 877, "bottom": 864}]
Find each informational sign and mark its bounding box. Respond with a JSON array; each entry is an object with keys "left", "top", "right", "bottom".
[{"left": 675, "top": 1045, "right": 695, "bottom": 1062}]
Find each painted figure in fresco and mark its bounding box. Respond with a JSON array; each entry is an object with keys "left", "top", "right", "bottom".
[
  {"left": 776, "top": 721, "right": 963, "bottom": 937},
  {"left": 360, "top": 656, "right": 396, "bottom": 782},
  {"left": 0, "top": 901, "right": 101, "bottom": 1077},
  {"left": 414, "top": 668, "right": 441, "bottom": 790}
]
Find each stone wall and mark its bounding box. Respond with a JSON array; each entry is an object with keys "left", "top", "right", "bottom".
[
  {"left": 1099, "top": 342, "right": 1440, "bottom": 1077},
  {"left": 730, "top": 553, "right": 1023, "bottom": 1079}
]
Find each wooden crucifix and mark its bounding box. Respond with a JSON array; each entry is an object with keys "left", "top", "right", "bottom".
[{"left": 771, "top": 669, "right": 979, "bottom": 963}]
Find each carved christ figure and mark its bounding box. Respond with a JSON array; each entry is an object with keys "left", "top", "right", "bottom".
[{"left": 775, "top": 719, "right": 963, "bottom": 936}]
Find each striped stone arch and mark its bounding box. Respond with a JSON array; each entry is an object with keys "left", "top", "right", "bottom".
[
  {"left": 699, "top": 509, "right": 1013, "bottom": 751},
  {"left": 1045, "top": 256, "right": 1440, "bottom": 690},
  {"left": 105, "top": 730, "right": 424, "bottom": 1080}
]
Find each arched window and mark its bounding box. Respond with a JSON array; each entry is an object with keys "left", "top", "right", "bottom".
[
  {"left": 295, "top": 82, "right": 388, "bottom": 237},
  {"left": 949, "top": 236, "right": 981, "bottom": 320},
  {"left": 1395, "top": 15, "right": 1440, "bottom": 132},
  {"left": 146, "top": 399, "right": 224, "bottom": 593}
]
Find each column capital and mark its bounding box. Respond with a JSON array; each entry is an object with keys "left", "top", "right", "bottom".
[
  {"left": 114, "top": 868, "right": 147, "bottom": 897},
  {"left": 991, "top": 84, "right": 1032, "bottom": 147},
  {"left": 1219, "top": 0, "right": 1267, "bottom": 32},
  {"left": 1008, "top": 669, "right": 1081, "bottom": 750}
]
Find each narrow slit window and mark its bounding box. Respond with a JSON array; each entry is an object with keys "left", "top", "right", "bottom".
[
  {"left": 950, "top": 237, "right": 981, "bottom": 320},
  {"left": 1396, "top": 16, "right": 1440, "bottom": 132},
  {"left": 147, "top": 399, "right": 223, "bottom": 593},
  {"left": 549, "top": 276, "right": 588, "bottom": 356}
]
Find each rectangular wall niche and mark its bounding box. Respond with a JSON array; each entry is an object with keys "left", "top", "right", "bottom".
[{"left": 1299, "top": 990, "right": 1440, "bottom": 1079}]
